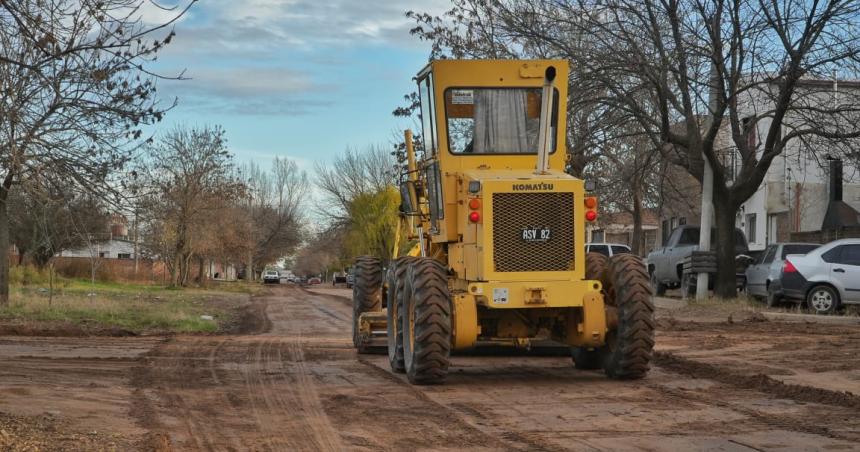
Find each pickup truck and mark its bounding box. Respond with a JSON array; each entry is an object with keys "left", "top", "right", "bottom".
[{"left": 646, "top": 225, "right": 749, "bottom": 295}]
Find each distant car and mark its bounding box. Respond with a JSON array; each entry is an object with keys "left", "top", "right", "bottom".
[
  {"left": 308, "top": 277, "right": 322, "bottom": 285},
  {"left": 585, "top": 243, "right": 631, "bottom": 257},
  {"left": 781, "top": 239, "right": 860, "bottom": 314},
  {"left": 745, "top": 242, "right": 820, "bottom": 306},
  {"left": 262, "top": 270, "right": 281, "bottom": 284},
  {"left": 346, "top": 274, "right": 354, "bottom": 289}
]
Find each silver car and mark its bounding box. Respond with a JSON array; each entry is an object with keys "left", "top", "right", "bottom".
[
  {"left": 585, "top": 243, "right": 631, "bottom": 257},
  {"left": 745, "top": 242, "right": 819, "bottom": 306},
  {"left": 781, "top": 238, "right": 860, "bottom": 314}
]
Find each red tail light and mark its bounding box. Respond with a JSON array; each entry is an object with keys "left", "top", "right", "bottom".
[
  {"left": 469, "top": 211, "right": 481, "bottom": 223},
  {"left": 783, "top": 260, "right": 797, "bottom": 273},
  {"left": 585, "top": 210, "right": 597, "bottom": 222}
]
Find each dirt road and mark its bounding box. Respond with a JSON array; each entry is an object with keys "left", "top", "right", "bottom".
[{"left": 2, "top": 286, "right": 860, "bottom": 451}]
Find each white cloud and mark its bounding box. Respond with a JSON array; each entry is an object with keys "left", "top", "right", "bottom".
[
  {"left": 157, "top": 66, "right": 333, "bottom": 115},
  {"left": 162, "top": 0, "right": 449, "bottom": 57}
]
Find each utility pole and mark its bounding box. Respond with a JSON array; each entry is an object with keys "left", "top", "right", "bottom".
[{"left": 696, "top": 60, "right": 719, "bottom": 301}]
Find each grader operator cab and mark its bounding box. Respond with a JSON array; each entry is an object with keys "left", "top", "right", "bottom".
[{"left": 352, "top": 60, "right": 655, "bottom": 384}]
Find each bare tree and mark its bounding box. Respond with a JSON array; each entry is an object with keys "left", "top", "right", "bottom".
[
  {"left": 141, "top": 125, "right": 240, "bottom": 287},
  {"left": 238, "top": 158, "right": 308, "bottom": 280},
  {"left": 0, "top": 0, "right": 192, "bottom": 303},
  {"left": 9, "top": 177, "right": 109, "bottom": 267},
  {"left": 314, "top": 145, "right": 397, "bottom": 226}
]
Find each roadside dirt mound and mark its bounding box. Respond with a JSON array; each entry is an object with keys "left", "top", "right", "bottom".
[
  {"left": 220, "top": 297, "right": 271, "bottom": 335},
  {"left": 654, "top": 351, "right": 860, "bottom": 409}
]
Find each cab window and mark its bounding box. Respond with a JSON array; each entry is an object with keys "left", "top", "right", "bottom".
[{"left": 445, "top": 87, "right": 558, "bottom": 154}]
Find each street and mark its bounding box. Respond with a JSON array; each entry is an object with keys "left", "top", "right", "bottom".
[{"left": 0, "top": 286, "right": 858, "bottom": 450}]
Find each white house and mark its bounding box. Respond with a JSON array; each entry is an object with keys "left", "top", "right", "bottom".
[
  {"left": 59, "top": 239, "right": 136, "bottom": 260},
  {"left": 720, "top": 77, "right": 860, "bottom": 251}
]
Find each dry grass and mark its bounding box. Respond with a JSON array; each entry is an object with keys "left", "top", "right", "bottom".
[{"left": 1, "top": 267, "right": 260, "bottom": 334}]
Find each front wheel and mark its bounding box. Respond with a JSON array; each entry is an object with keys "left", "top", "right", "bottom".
[
  {"left": 402, "top": 258, "right": 451, "bottom": 385},
  {"left": 601, "top": 254, "right": 655, "bottom": 379},
  {"left": 386, "top": 256, "right": 418, "bottom": 373},
  {"left": 807, "top": 285, "right": 838, "bottom": 315}
]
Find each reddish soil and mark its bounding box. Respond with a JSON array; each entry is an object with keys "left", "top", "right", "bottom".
[{"left": 1, "top": 285, "right": 859, "bottom": 451}]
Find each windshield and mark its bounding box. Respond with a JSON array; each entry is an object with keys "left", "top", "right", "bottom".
[
  {"left": 677, "top": 228, "right": 747, "bottom": 246},
  {"left": 445, "top": 87, "right": 557, "bottom": 154}
]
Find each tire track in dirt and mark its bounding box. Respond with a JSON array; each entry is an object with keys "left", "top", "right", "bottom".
[
  {"left": 654, "top": 350, "right": 860, "bottom": 409},
  {"left": 651, "top": 350, "right": 860, "bottom": 442}
]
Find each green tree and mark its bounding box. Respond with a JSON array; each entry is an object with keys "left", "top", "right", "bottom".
[{"left": 344, "top": 187, "right": 403, "bottom": 262}]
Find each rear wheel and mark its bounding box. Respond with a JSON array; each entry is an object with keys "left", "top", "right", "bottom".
[
  {"left": 572, "top": 252, "right": 610, "bottom": 370},
  {"left": 386, "top": 256, "right": 417, "bottom": 373},
  {"left": 352, "top": 256, "right": 383, "bottom": 353},
  {"left": 402, "top": 258, "right": 451, "bottom": 384},
  {"left": 807, "top": 285, "right": 838, "bottom": 315},
  {"left": 601, "top": 254, "right": 655, "bottom": 379}
]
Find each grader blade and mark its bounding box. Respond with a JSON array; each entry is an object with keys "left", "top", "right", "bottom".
[{"left": 356, "top": 310, "right": 388, "bottom": 352}]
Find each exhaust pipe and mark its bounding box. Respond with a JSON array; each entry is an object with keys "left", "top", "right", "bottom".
[{"left": 535, "top": 66, "right": 556, "bottom": 175}]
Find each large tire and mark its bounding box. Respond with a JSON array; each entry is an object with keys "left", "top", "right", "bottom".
[
  {"left": 386, "top": 256, "right": 418, "bottom": 373},
  {"left": 402, "top": 258, "right": 451, "bottom": 384},
  {"left": 573, "top": 253, "right": 610, "bottom": 370},
  {"left": 601, "top": 254, "right": 655, "bottom": 379},
  {"left": 352, "top": 256, "right": 383, "bottom": 353}
]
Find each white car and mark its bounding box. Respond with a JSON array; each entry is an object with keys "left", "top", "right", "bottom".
[
  {"left": 262, "top": 270, "right": 281, "bottom": 284},
  {"left": 781, "top": 238, "right": 860, "bottom": 314},
  {"left": 585, "top": 243, "right": 631, "bottom": 257}
]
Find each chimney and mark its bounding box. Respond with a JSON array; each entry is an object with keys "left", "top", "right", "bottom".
[
  {"left": 829, "top": 158, "right": 843, "bottom": 202},
  {"left": 821, "top": 157, "right": 860, "bottom": 230}
]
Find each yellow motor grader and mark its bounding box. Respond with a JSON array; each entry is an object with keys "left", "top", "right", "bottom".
[{"left": 352, "top": 59, "right": 655, "bottom": 384}]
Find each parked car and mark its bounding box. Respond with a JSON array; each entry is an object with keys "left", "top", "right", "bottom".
[
  {"left": 781, "top": 238, "right": 860, "bottom": 314},
  {"left": 585, "top": 243, "right": 631, "bottom": 257},
  {"left": 346, "top": 274, "right": 354, "bottom": 289},
  {"left": 262, "top": 270, "right": 281, "bottom": 284},
  {"left": 647, "top": 225, "right": 749, "bottom": 295},
  {"left": 308, "top": 277, "right": 322, "bottom": 285},
  {"left": 745, "top": 242, "right": 820, "bottom": 306}
]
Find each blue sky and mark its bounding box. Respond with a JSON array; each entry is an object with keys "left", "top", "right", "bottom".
[{"left": 144, "top": 0, "right": 448, "bottom": 170}]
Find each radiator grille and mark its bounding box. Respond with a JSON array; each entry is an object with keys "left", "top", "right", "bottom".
[{"left": 492, "top": 192, "right": 575, "bottom": 272}]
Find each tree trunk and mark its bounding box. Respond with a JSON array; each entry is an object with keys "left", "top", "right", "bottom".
[
  {"left": 246, "top": 251, "right": 254, "bottom": 281},
  {"left": 0, "top": 197, "right": 9, "bottom": 305},
  {"left": 631, "top": 189, "right": 644, "bottom": 255},
  {"left": 171, "top": 251, "right": 182, "bottom": 288},
  {"left": 713, "top": 190, "right": 738, "bottom": 298}
]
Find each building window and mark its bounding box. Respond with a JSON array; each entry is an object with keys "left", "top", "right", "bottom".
[
  {"left": 99, "top": 252, "right": 106, "bottom": 258},
  {"left": 746, "top": 213, "right": 757, "bottom": 243},
  {"left": 118, "top": 253, "right": 132, "bottom": 259},
  {"left": 678, "top": 217, "right": 686, "bottom": 226},
  {"left": 591, "top": 229, "right": 605, "bottom": 243}
]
